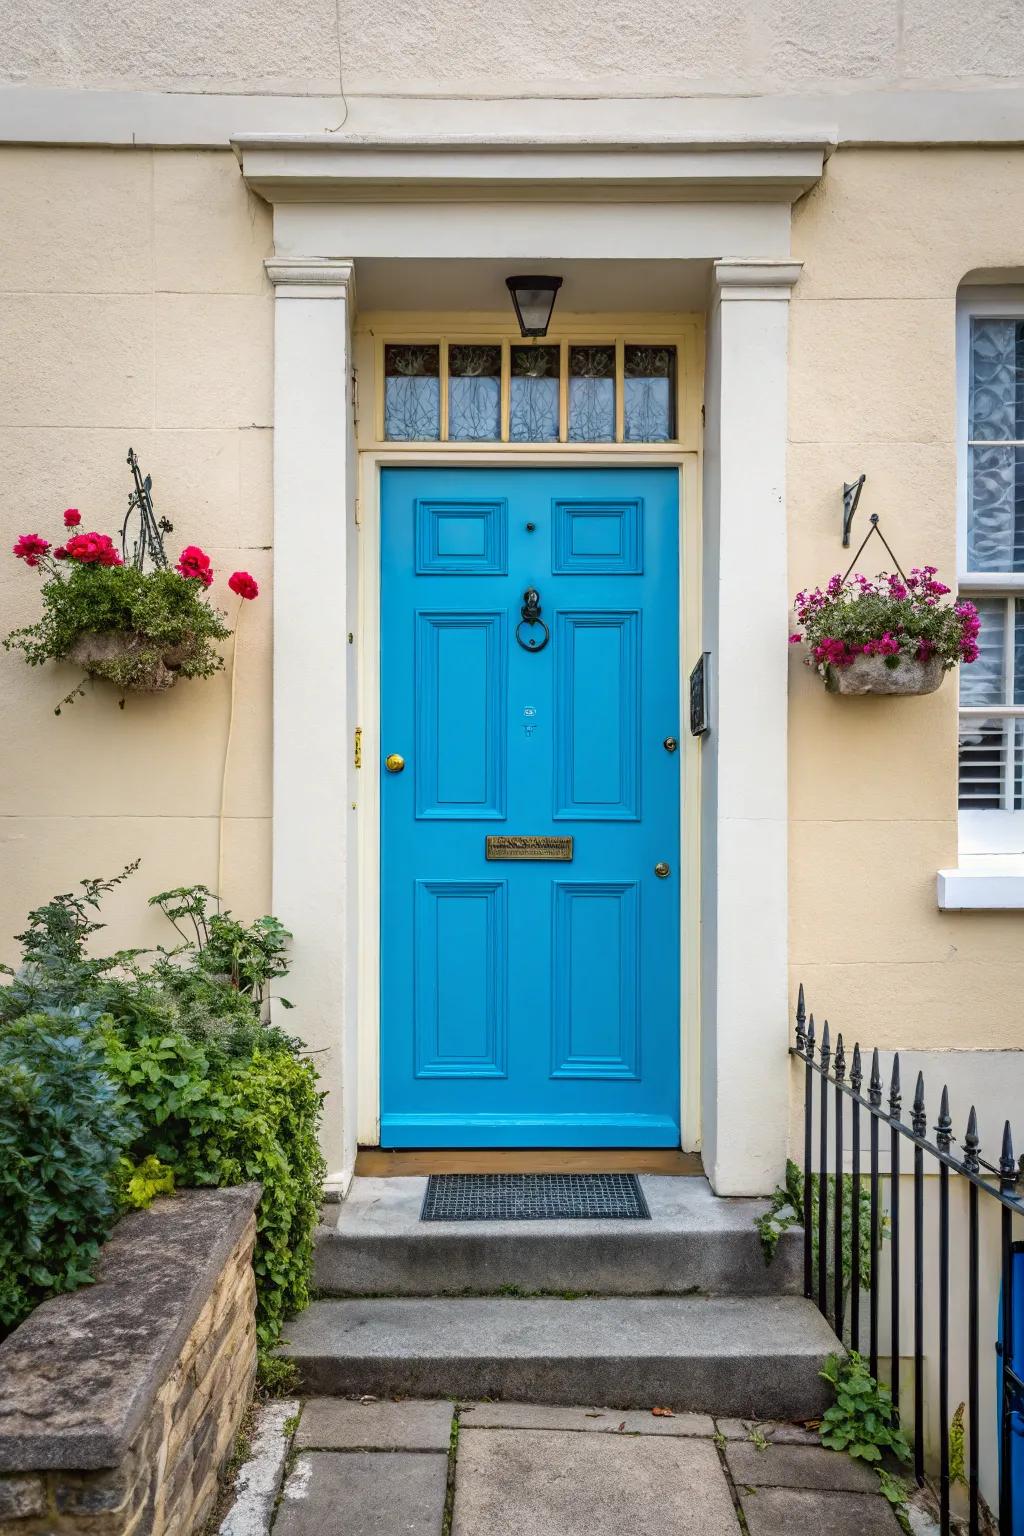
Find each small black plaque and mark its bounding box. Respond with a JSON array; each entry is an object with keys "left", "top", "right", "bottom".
[
  {"left": 486, "top": 835, "right": 573, "bottom": 862},
  {"left": 689, "top": 652, "right": 710, "bottom": 737}
]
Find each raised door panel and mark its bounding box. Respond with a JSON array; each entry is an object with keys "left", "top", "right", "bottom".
[
  {"left": 552, "top": 497, "right": 643, "bottom": 574},
  {"left": 416, "top": 498, "right": 508, "bottom": 575},
  {"left": 415, "top": 611, "right": 507, "bottom": 819},
  {"left": 551, "top": 881, "right": 640, "bottom": 1078},
  {"left": 414, "top": 880, "right": 508, "bottom": 1078},
  {"left": 554, "top": 610, "right": 640, "bottom": 821}
]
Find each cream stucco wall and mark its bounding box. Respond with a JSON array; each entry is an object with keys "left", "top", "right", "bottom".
[
  {"left": 788, "top": 146, "right": 1024, "bottom": 1051},
  {"left": 0, "top": 147, "right": 274, "bottom": 960},
  {"left": 3, "top": 0, "right": 1023, "bottom": 100},
  {"left": 3, "top": 138, "right": 1023, "bottom": 1125}
]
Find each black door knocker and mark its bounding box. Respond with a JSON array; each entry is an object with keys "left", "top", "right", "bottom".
[{"left": 516, "top": 587, "right": 550, "bottom": 652}]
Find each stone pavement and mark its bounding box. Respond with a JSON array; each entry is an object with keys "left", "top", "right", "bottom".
[{"left": 270, "top": 1398, "right": 904, "bottom": 1535}]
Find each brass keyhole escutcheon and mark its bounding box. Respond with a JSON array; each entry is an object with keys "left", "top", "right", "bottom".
[
  {"left": 663, "top": 736, "right": 678, "bottom": 754},
  {"left": 655, "top": 862, "right": 671, "bottom": 879},
  {"left": 385, "top": 753, "right": 405, "bottom": 774}
]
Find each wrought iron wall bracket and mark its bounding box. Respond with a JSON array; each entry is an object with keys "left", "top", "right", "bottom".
[{"left": 842, "top": 473, "right": 867, "bottom": 547}]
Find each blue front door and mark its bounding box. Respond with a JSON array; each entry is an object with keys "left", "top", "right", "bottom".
[{"left": 380, "top": 466, "right": 681, "bottom": 1147}]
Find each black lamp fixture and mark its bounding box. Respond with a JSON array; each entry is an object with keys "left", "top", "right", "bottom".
[{"left": 505, "top": 275, "right": 563, "bottom": 338}]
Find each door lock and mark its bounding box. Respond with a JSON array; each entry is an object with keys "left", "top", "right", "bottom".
[
  {"left": 655, "top": 862, "right": 671, "bottom": 879},
  {"left": 385, "top": 754, "right": 406, "bottom": 774},
  {"left": 663, "top": 737, "right": 678, "bottom": 754}
]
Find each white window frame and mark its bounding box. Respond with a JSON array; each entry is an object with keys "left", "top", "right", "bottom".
[{"left": 956, "top": 288, "right": 1024, "bottom": 856}]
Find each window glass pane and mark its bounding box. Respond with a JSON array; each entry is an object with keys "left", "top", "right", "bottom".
[
  {"left": 960, "top": 597, "right": 1006, "bottom": 706},
  {"left": 623, "top": 345, "right": 676, "bottom": 442},
  {"left": 509, "top": 345, "right": 560, "bottom": 443},
  {"left": 966, "top": 444, "right": 1024, "bottom": 572},
  {"left": 448, "top": 345, "right": 501, "bottom": 442},
  {"left": 384, "top": 345, "right": 440, "bottom": 441},
  {"left": 1015, "top": 600, "right": 1024, "bottom": 707},
  {"left": 958, "top": 717, "right": 1010, "bottom": 809},
  {"left": 568, "top": 346, "right": 615, "bottom": 442},
  {"left": 969, "top": 318, "right": 1024, "bottom": 441}
]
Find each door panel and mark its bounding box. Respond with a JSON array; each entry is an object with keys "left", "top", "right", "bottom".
[{"left": 381, "top": 465, "right": 681, "bottom": 1148}]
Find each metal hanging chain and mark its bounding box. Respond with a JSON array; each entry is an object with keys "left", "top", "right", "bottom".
[{"left": 841, "top": 513, "right": 910, "bottom": 585}]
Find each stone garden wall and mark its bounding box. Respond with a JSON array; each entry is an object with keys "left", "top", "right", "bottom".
[{"left": 0, "top": 1185, "right": 261, "bottom": 1536}]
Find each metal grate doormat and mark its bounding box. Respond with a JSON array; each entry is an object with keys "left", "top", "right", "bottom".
[{"left": 420, "top": 1172, "right": 650, "bottom": 1222}]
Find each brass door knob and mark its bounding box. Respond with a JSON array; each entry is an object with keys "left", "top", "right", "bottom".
[
  {"left": 654, "top": 862, "right": 671, "bottom": 879},
  {"left": 385, "top": 753, "right": 405, "bottom": 774},
  {"left": 663, "top": 737, "right": 678, "bottom": 754}
]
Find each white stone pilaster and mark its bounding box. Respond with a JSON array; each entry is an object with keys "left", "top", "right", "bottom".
[
  {"left": 266, "top": 256, "right": 357, "bottom": 1192},
  {"left": 701, "top": 258, "right": 802, "bottom": 1196}
]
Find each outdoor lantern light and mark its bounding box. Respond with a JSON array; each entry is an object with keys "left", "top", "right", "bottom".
[{"left": 505, "top": 275, "right": 563, "bottom": 337}]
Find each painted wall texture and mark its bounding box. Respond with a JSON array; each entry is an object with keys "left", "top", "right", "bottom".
[
  {"left": 0, "top": 148, "right": 274, "bottom": 960},
  {"left": 2, "top": 0, "right": 1023, "bottom": 98},
  {"left": 2, "top": 139, "right": 1023, "bottom": 1066},
  {"left": 788, "top": 146, "right": 1024, "bottom": 1050}
]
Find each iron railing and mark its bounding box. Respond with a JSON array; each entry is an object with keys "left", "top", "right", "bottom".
[{"left": 792, "top": 984, "right": 1024, "bottom": 1534}]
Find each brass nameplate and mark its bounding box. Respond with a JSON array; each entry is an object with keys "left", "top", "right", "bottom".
[{"left": 486, "top": 835, "right": 574, "bottom": 862}]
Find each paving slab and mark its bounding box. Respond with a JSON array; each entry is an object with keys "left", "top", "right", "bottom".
[
  {"left": 460, "top": 1401, "right": 714, "bottom": 1436},
  {"left": 218, "top": 1398, "right": 298, "bottom": 1536},
  {"left": 295, "top": 1397, "right": 454, "bottom": 1451},
  {"left": 726, "top": 1441, "right": 880, "bottom": 1492},
  {"left": 738, "top": 1488, "right": 902, "bottom": 1535},
  {"left": 452, "top": 1426, "right": 740, "bottom": 1536},
  {"left": 273, "top": 1450, "right": 448, "bottom": 1536}
]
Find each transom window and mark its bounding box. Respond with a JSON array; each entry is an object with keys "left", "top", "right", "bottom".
[
  {"left": 958, "top": 303, "right": 1024, "bottom": 848},
  {"left": 381, "top": 339, "right": 678, "bottom": 445}
]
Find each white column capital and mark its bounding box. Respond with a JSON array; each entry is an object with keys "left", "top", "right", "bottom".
[
  {"left": 712, "top": 258, "right": 803, "bottom": 301},
  {"left": 264, "top": 256, "right": 356, "bottom": 300}
]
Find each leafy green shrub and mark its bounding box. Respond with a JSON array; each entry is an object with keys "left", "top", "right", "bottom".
[
  {"left": 756, "top": 1158, "right": 884, "bottom": 1295},
  {"left": 0, "top": 869, "right": 323, "bottom": 1357},
  {"left": 0, "top": 1010, "right": 139, "bottom": 1331},
  {"left": 820, "top": 1352, "right": 911, "bottom": 1465}
]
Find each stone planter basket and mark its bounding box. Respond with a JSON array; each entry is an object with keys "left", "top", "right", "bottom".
[
  {"left": 824, "top": 653, "right": 946, "bottom": 697},
  {"left": 66, "top": 630, "right": 194, "bottom": 693}
]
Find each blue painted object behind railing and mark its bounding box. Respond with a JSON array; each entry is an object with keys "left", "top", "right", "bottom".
[{"left": 999, "top": 1242, "right": 1024, "bottom": 1534}]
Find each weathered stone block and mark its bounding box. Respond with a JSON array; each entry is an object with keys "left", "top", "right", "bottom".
[{"left": 0, "top": 1477, "right": 45, "bottom": 1520}]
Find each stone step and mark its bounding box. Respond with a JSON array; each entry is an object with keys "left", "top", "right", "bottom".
[
  {"left": 279, "top": 1294, "right": 836, "bottom": 1420},
  {"left": 315, "top": 1175, "right": 801, "bottom": 1297}
]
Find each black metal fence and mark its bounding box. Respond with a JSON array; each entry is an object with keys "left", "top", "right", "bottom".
[{"left": 793, "top": 984, "right": 1024, "bottom": 1534}]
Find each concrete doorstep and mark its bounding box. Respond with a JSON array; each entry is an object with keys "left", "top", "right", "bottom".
[{"left": 220, "top": 1396, "right": 904, "bottom": 1536}]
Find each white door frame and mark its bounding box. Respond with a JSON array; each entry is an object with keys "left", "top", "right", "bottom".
[
  {"left": 252, "top": 132, "right": 817, "bottom": 1195},
  {"left": 355, "top": 448, "right": 703, "bottom": 1160}
]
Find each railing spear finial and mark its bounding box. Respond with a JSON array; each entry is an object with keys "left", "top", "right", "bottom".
[
  {"left": 912, "top": 1071, "right": 927, "bottom": 1138},
  {"left": 834, "top": 1033, "right": 846, "bottom": 1081},
  {"left": 820, "top": 1020, "right": 831, "bottom": 1075},
  {"left": 805, "top": 1012, "right": 816, "bottom": 1061},
  {"left": 889, "top": 1052, "right": 902, "bottom": 1116},
  {"left": 963, "top": 1105, "right": 980, "bottom": 1174},
  {"left": 795, "top": 984, "right": 807, "bottom": 1052},
  {"left": 869, "top": 1046, "right": 883, "bottom": 1108},
  {"left": 850, "top": 1042, "right": 863, "bottom": 1093},
  {"left": 999, "top": 1121, "right": 1017, "bottom": 1189},
  {"left": 936, "top": 1085, "right": 952, "bottom": 1153}
]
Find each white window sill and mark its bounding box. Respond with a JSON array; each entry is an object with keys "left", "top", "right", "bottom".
[{"left": 938, "top": 858, "right": 1024, "bottom": 910}]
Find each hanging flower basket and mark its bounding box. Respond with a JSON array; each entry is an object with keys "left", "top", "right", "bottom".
[
  {"left": 4, "top": 451, "right": 260, "bottom": 712},
  {"left": 790, "top": 565, "right": 980, "bottom": 698}
]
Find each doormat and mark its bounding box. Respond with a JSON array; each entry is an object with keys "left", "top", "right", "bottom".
[{"left": 420, "top": 1172, "right": 651, "bottom": 1222}]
